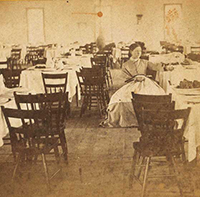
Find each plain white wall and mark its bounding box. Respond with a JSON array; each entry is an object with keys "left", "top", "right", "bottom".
[{"left": 0, "top": 0, "right": 199, "bottom": 50}]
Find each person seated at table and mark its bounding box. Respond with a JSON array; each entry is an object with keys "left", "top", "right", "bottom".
[
  {"left": 101, "top": 74, "right": 166, "bottom": 127},
  {"left": 100, "top": 43, "right": 169, "bottom": 127},
  {"left": 121, "top": 43, "right": 166, "bottom": 83}
]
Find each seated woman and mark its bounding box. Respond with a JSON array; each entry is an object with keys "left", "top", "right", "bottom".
[
  {"left": 122, "top": 43, "right": 164, "bottom": 82},
  {"left": 101, "top": 43, "right": 167, "bottom": 127}
]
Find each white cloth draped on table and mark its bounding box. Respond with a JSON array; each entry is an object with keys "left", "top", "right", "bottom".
[
  {"left": 20, "top": 70, "right": 78, "bottom": 101},
  {"left": 166, "top": 80, "right": 200, "bottom": 162},
  {"left": 0, "top": 75, "right": 7, "bottom": 95},
  {"left": 102, "top": 75, "right": 166, "bottom": 127},
  {"left": 149, "top": 52, "right": 185, "bottom": 64},
  {"left": 157, "top": 65, "right": 200, "bottom": 92},
  {"left": 0, "top": 99, "right": 17, "bottom": 147}
]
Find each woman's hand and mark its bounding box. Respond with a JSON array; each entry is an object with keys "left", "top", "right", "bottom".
[
  {"left": 135, "top": 76, "right": 145, "bottom": 82},
  {"left": 163, "top": 64, "right": 174, "bottom": 71},
  {"left": 124, "top": 75, "right": 145, "bottom": 83}
]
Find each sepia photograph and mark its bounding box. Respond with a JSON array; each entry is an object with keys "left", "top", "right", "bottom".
[{"left": 0, "top": 0, "right": 200, "bottom": 196}]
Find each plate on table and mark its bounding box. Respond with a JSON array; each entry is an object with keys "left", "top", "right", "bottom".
[{"left": 172, "top": 86, "right": 200, "bottom": 95}]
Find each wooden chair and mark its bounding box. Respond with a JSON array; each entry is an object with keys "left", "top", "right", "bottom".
[
  {"left": 95, "top": 53, "right": 114, "bottom": 84},
  {"left": 36, "top": 48, "right": 45, "bottom": 58},
  {"left": 187, "top": 53, "right": 200, "bottom": 63},
  {"left": 91, "top": 56, "right": 107, "bottom": 68},
  {"left": 41, "top": 72, "right": 70, "bottom": 116},
  {"left": 11, "top": 48, "right": 21, "bottom": 60},
  {"left": 191, "top": 46, "right": 200, "bottom": 54},
  {"left": 188, "top": 46, "right": 200, "bottom": 62},
  {"left": 91, "top": 56, "right": 113, "bottom": 88},
  {"left": 120, "top": 47, "right": 129, "bottom": 68},
  {"left": 14, "top": 92, "right": 68, "bottom": 162},
  {"left": 1, "top": 106, "right": 61, "bottom": 190},
  {"left": 131, "top": 92, "right": 172, "bottom": 103},
  {"left": 91, "top": 42, "right": 97, "bottom": 54},
  {"left": 130, "top": 107, "right": 191, "bottom": 197},
  {"left": 79, "top": 46, "right": 87, "bottom": 54},
  {"left": 146, "top": 67, "right": 157, "bottom": 81},
  {"left": 42, "top": 72, "right": 68, "bottom": 94},
  {"left": 132, "top": 99, "right": 175, "bottom": 131},
  {"left": 2, "top": 69, "right": 21, "bottom": 88},
  {"left": 131, "top": 93, "right": 173, "bottom": 129},
  {"left": 76, "top": 68, "right": 109, "bottom": 117},
  {"left": 25, "top": 46, "right": 38, "bottom": 65},
  {"left": 32, "top": 57, "right": 47, "bottom": 66},
  {"left": 103, "top": 47, "right": 113, "bottom": 68},
  {"left": 7, "top": 58, "right": 22, "bottom": 70}
]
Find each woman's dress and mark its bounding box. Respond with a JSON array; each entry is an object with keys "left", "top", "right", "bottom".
[{"left": 102, "top": 76, "right": 165, "bottom": 127}]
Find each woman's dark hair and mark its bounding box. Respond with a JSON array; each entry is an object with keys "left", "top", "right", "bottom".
[{"left": 128, "top": 43, "right": 141, "bottom": 58}]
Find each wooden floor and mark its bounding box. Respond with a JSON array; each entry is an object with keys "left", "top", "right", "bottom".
[{"left": 0, "top": 69, "right": 199, "bottom": 197}]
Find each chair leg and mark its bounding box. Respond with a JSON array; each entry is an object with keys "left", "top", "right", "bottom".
[
  {"left": 97, "top": 94, "right": 103, "bottom": 117},
  {"left": 59, "top": 133, "right": 68, "bottom": 163},
  {"left": 89, "top": 88, "right": 92, "bottom": 110},
  {"left": 129, "top": 150, "right": 139, "bottom": 188},
  {"left": 80, "top": 95, "right": 87, "bottom": 117},
  {"left": 75, "top": 85, "right": 79, "bottom": 107},
  {"left": 141, "top": 157, "right": 150, "bottom": 197},
  {"left": 108, "top": 69, "right": 113, "bottom": 85},
  {"left": 181, "top": 141, "right": 186, "bottom": 163},
  {"left": 11, "top": 145, "right": 17, "bottom": 162},
  {"left": 137, "top": 156, "right": 146, "bottom": 180},
  {"left": 120, "top": 60, "right": 123, "bottom": 68},
  {"left": 12, "top": 153, "right": 21, "bottom": 182},
  {"left": 106, "top": 74, "right": 110, "bottom": 88},
  {"left": 171, "top": 156, "right": 183, "bottom": 196},
  {"left": 99, "top": 91, "right": 106, "bottom": 115},
  {"left": 41, "top": 153, "right": 50, "bottom": 191},
  {"left": 54, "top": 145, "right": 60, "bottom": 164},
  {"left": 105, "top": 90, "right": 110, "bottom": 104},
  {"left": 66, "top": 102, "right": 71, "bottom": 118}
]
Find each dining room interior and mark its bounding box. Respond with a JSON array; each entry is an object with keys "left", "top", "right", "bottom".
[{"left": 0, "top": 0, "right": 200, "bottom": 196}]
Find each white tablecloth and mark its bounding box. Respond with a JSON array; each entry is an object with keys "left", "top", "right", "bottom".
[
  {"left": 0, "top": 75, "right": 27, "bottom": 147},
  {"left": 157, "top": 66, "right": 200, "bottom": 162},
  {"left": 156, "top": 65, "right": 200, "bottom": 92},
  {"left": 61, "top": 55, "right": 92, "bottom": 68},
  {"left": 0, "top": 99, "right": 18, "bottom": 147},
  {"left": 20, "top": 68, "right": 79, "bottom": 102},
  {"left": 149, "top": 52, "right": 185, "bottom": 64}
]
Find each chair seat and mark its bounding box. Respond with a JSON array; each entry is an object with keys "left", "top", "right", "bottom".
[
  {"left": 133, "top": 141, "right": 168, "bottom": 157},
  {"left": 15, "top": 137, "right": 59, "bottom": 154},
  {"left": 133, "top": 138, "right": 185, "bottom": 158}
]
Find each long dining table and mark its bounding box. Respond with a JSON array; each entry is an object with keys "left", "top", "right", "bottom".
[
  {"left": 20, "top": 55, "right": 92, "bottom": 101},
  {"left": 20, "top": 67, "right": 79, "bottom": 101},
  {"left": 156, "top": 64, "right": 200, "bottom": 162}
]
